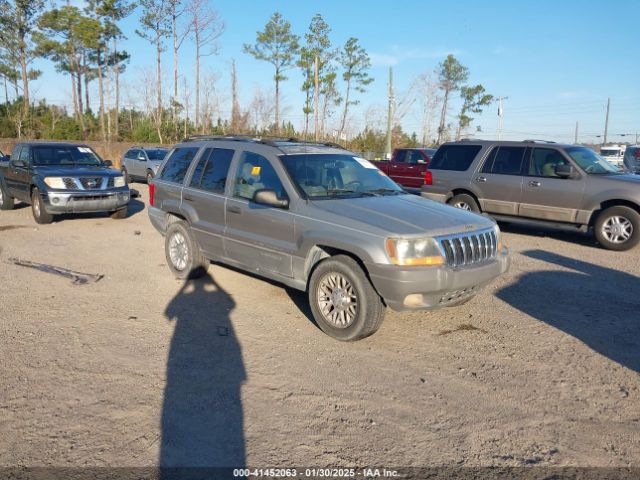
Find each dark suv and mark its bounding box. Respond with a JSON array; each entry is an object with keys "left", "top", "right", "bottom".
[
  {"left": 148, "top": 136, "right": 509, "bottom": 341},
  {"left": 421, "top": 140, "right": 640, "bottom": 251},
  {"left": 0, "top": 142, "right": 129, "bottom": 223}
]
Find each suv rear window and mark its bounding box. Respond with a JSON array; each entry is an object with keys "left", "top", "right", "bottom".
[
  {"left": 189, "top": 148, "right": 234, "bottom": 193},
  {"left": 481, "top": 146, "right": 526, "bottom": 175},
  {"left": 159, "top": 147, "right": 199, "bottom": 184},
  {"left": 429, "top": 145, "right": 481, "bottom": 171}
]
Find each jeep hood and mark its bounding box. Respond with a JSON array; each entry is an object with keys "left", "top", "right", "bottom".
[
  {"left": 309, "top": 194, "right": 495, "bottom": 237},
  {"left": 33, "top": 166, "right": 122, "bottom": 177}
]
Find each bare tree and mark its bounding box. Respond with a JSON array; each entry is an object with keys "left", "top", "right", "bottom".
[
  {"left": 248, "top": 87, "right": 275, "bottom": 133},
  {"left": 185, "top": 0, "right": 224, "bottom": 132},
  {"left": 417, "top": 72, "right": 441, "bottom": 146},
  {"left": 136, "top": 0, "right": 171, "bottom": 122},
  {"left": 168, "top": 0, "right": 189, "bottom": 115},
  {"left": 200, "top": 70, "right": 221, "bottom": 133}
]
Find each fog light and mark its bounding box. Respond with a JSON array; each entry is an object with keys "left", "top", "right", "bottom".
[
  {"left": 403, "top": 294, "right": 424, "bottom": 307},
  {"left": 51, "top": 197, "right": 59, "bottom": 204}
]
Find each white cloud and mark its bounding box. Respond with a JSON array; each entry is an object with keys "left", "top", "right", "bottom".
[{"left": 369, "top": 46, "right": 463, "bottom": 67}]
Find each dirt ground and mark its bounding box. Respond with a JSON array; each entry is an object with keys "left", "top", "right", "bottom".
[{"left": 0, "top": 183, "right": 638, "bottom": 470}]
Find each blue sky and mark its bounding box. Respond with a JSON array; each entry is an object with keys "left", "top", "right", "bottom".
[{"left": 30, "top": 0, "right": 640, "bottom": 143}]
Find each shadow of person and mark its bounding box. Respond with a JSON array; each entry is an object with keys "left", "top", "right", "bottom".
[
  {"left": 160, "top": 273, "right": 246, "bottom": 477},
  {"left": 496, "top": 249, "right": 640, "bottom": 372}
]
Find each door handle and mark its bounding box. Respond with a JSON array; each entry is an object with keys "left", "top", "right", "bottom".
[
  {"left": 183, "top": 194, "right": 194, "bottom": 202},
  {"left": 227, "top": 206, "right": 241, "bottom": 214},
  {"left": 475, "top": 176, "right": 487, "bottom": 183},
  {"left": 529, "top": 180, "right": 541, "bottom": 187}
]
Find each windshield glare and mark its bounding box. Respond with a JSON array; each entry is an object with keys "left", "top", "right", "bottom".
[
  {"left": 565, "top": 147, "right": 619, "bottom": 174},
  {"left": 280, "top": 154, "right": 404, "bottom": 198},
  {"left": 32, "top": 146, "right": 102, "bottom": 166}
]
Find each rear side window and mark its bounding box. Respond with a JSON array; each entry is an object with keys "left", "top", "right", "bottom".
[
  {"left": 429, "top": 145, "right": 481, "bottom": 171},
  {"left": 394, "top": 150, "right": 407, "bottom": 163},
  {"left": 189, "top": 148, "right": 234, "bottom": 193},
  {"left": 159, "top": 147, "right": 199, "bottom": 184},
  {"left": 481, "top": 146, "right": 526, "bottom": 175}
]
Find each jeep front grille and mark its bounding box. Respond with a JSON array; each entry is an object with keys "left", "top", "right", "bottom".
[
  {"left": 437, "top": 228, "right": 497, "bottom": 268},
  {"left": 63, "top": 178, "right": 78, "bottom": 189}
]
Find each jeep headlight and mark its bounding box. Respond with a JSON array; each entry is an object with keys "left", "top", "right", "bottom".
[
  {"left": 114, "top": 175, "right": 126, "bottom": 187},
  {"left": 385, "top": 237, "right": 444, "bottom": 266},
  {"left": 43, "top": 177, "right": 66, "bottom": 189}
]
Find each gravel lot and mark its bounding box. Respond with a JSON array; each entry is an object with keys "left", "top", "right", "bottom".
[{"left": 0, "top": 184, "right": 638, "bottom": 469}]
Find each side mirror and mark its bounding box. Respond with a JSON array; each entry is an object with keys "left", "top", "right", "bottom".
[
  {"left": 102, "top": 160, "right": 113, "bottom": 167},
  {"left": 10, "top": 159, "right": 26, "bottom": 168},
  {"left": 555, "top": 164, "right": 574, "bottom": 178},
  {"left": 253, "top": 189, "right": 289, "bottom": 209}
]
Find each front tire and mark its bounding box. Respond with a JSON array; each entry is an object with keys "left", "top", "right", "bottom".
[
  {"left": 594, "top": 206, "right": 639, "bottom": 251},
  {"left": 110, "top": 207, "right": 128, "bottom": 219},
  {"left": 0, "top": 181, "right": 15, "bottom": 210},
  {"left": 308, "top": 255, "right": 385, "bottom": 341},
  {"left": 164, "top": 220, "right": 209, "bottom": 279},
  {"left": 448, "top": 193, "right": 480, "bottom": 213},
  {"left": 31, "top": 188, "right": 54, "bottom": 224}
]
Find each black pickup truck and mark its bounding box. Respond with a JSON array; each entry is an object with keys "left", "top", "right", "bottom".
[{"left": 0, "top": 142, "right": 130, "bottom": 224}]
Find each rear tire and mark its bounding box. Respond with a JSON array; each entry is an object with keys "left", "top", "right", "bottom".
[
  {"left": 594, "top": 206, "right": 639, "bottom": 251},
  {"left": 448, "top": 193, "right": 480, "bottom": 213},
  {"left": 164, "top": 220, "right": 209, "bottom": 279},
  {"left": 308, "top": 255, "right": 385, "bottom": 341},
  {"left": 31, "top": 188, "right": 54, "bottom": 224},
  {"left": 0, "top": 181, "right": 14, "bottom": 210}
]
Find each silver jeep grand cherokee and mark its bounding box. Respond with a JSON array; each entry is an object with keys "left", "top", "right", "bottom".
[{"left": 148, "top": 137, "right": 510, "bottom": 341}]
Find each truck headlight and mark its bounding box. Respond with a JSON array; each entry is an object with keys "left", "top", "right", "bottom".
[
  {"left": 385, "top": 237, "right": 444, "bottom": 266},
  {"left": 114, "top": 176, "right": 126, "bottom": 187},
  {"left": 43, "top": 177, "right": 66, "bottom": 189}
]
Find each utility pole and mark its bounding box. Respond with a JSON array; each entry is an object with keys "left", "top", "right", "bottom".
[
  {"left": 385, "top": 67, "right": 394, "bottom": 159},
  {"left": 603, "top": 97, "right": 610, "bottom": 145},
  {"left": 574, "top": 121, "right": 579, "bottom": 144},
  {"left": 496, "top": 96, "right": 508, "bottom": 140},
  {"left": 314, "top": 56, "right": 319, "bottom": 141}
]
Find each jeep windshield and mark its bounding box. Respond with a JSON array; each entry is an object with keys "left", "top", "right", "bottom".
[
  {"left": 565, "top": 147, "right": 620, "bottom": 174},
  {"left": 32, "top": 145, "right": 103, "bottom": 166},
  {"left": 280, "top": 154, "right": 405, "bottom": 199}
]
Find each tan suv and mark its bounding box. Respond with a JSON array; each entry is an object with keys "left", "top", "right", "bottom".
[{"left": 421, "top": 140, "right": 640, "bottom": 251}]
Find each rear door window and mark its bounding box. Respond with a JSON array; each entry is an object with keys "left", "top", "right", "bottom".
[
  {"left": 481, "top": 146, "right": 526, "bottom": 175},
  {"left": 429, "top": 145, "right": 482, "bottom": 171},
  {"left": 190, "top": 148, "right": 234, "bottom": 193},
  {"left": 394, "top": 150, "right": 407, "bottom": 163},
  {"left": 159, "top": 147, "right": 199, "bottom": 184}
]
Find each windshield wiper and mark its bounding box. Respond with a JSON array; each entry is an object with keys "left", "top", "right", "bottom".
[
  {"left": 365, "top": 188, "right": 404, "bottom": 195},
  {"left": 326, "top": 188, "right": 376, "bottom": 197}
]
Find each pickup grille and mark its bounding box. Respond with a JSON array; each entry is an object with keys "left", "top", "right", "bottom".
[
  {"left": 63, "top": 178, "right": 78, "bottom": 189},
  {"left": 437, "top": 228, "right": 497, "bottom": 268},
  {"left": 79, "top": 177, "right": 104, "bottom": 189}
]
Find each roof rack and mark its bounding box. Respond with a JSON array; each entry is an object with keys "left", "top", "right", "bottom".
[
  {"left": 523, "top": 139, "right": 557, "bottom": 144},
  {"left": 181, "top": 134, "right": 346, "bottom": 150}
]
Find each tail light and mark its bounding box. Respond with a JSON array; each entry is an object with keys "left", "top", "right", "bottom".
[
  {"left": 149, "top": 182, "right": 155, "bottom": 206},
  {"left": 634, "top": 149, "right": 640, "bottom": 159},
  {"left": 424, "top": 170, "right": 433, "bottom": 185}
]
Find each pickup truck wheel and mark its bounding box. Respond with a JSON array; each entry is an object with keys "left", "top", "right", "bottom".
[
  {"left": 110, "top": 207, "right": 128, "bottom": 219},
  {"left": 31, "top": 188, "right": 54, "bottom": 224},
  {"left": 309, "top": 255, "right": 385, "bottom": 341},
  {"left": 448, "top": 194, "right": 480, "bottom": 213},
  {"left": 165, "top": 221, "right": 209, "bottom": 279},
  {"left": 0, "top": 182, "right": 14, "bottom": 210},
  {"left": 594, "top": 206, "right": 640, "bottom": 251}
]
